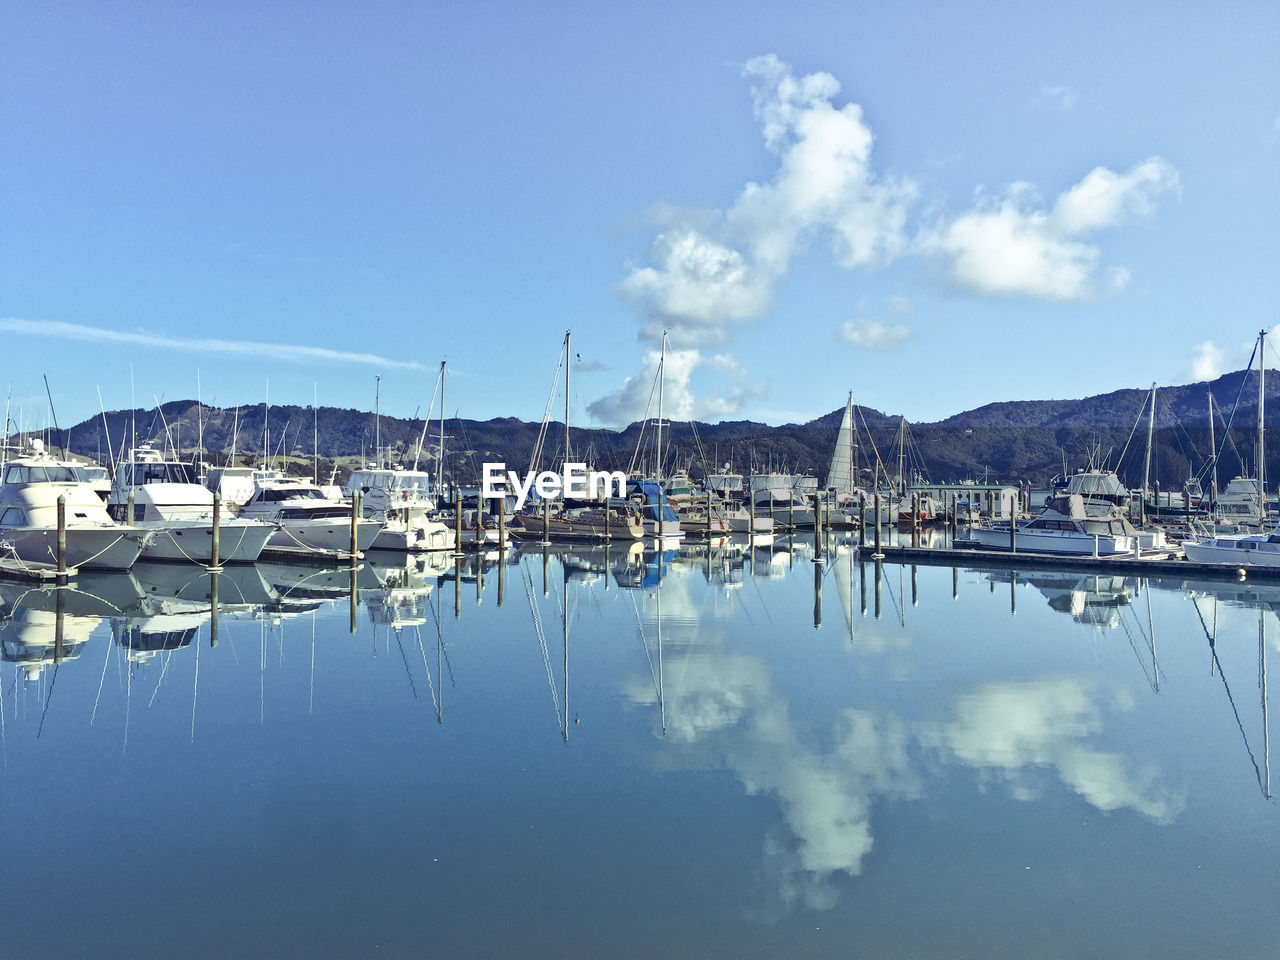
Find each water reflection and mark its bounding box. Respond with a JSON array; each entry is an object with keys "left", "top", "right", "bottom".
[{"left": 2, "top": 539, "right": 1279, "bottom": 954}]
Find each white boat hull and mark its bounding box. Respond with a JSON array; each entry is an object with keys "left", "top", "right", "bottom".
[
  {"left": 371, "top": 518, "right": 456, "bottom": 552},
  {"left": 267, "top": 518, "right": 383, "bottom": 554},
  {"left": 135, "top": 518, "right": 277, "bottom": 563},
  {"left": 1182, "top": 537, "right": 1280, "bottom": 566},
  {"left": 0, "top": 526, "right": 152, "bottom": 570},
  {"left": 968, "top": 526, "right": 1135, "bottom": 556}
]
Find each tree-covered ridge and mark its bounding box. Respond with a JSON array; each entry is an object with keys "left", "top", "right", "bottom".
[{"left": 40, "top": 368, "right": 1280, "bottom": 491}]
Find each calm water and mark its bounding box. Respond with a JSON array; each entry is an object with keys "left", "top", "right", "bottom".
[{"left": 2, "top": 535, "right": 1279, "bottom": 959}]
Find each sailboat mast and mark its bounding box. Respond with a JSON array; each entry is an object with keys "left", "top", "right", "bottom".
[
  {"left": 847, "top": 391, "right": 854, "bottom": 494},
  {"left": 656, "top": 331, "right": 666, "bottom": 485},
  {"left": 564, "top": 330, "right": 571, "bottom": 468},
  {"left": 375, "top": 375, "right": 381, "bottom": 468},
  {"left": 897, "top": 418, "right": 905, "bottom": 496},
  {"left": 1143, "top": 383, "right": 1156, "bottom": 501},
  {"left": 1260, "top": 329, "right": 1266, "bottom": 522},
  {"left": 1209, "top": 391, "right": 1218, "bottom": 516},
  {"left": 438, "top": 362, "right": 447, "bottom": 495}
]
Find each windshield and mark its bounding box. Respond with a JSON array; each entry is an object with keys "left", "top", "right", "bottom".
[{"left": 4, "top": 464, "right": 79, "bottom": 484}]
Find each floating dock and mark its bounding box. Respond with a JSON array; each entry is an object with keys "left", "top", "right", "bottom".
[
  {"left": 257, "top": 545, "right": 362, "bottom": 566},
  {"left": 0, "top": 556, "right": 74, "bottom": 582},
  {"left": 866, "top": 543, "right": 1280, "bottom": 582}
]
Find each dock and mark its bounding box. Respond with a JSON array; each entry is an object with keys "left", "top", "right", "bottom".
[
  {"left": 0, "top": 556, "right": 75, "bottom": 582},
  {"left": 257, "top": 545, "right": 362, "bottom": 565},
  {"left": 866, "top": 543, "right": 1279, "bottom": 582}
]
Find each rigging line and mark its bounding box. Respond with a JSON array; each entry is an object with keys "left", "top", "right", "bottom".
[
  {"left": 1117, "top": 610, "right": 1157, "bottom": 692},
  {"left": 524, "top": 568, "right": 560, "bottom": 727},
  {"left": 415, "top": 625, "right": 441, "bottom": 716},
  {"left": 394, "top": 630, "right": 418, "bottom": 701},
  {"left": 0, "top": 666, "right": 7, "bottom": 769},
  {"left": 521, "top": 559, "right": 563, "bottom": 726},
  {"left": 191, "top": 622, "right": 200, "bottom": 742},
  {"left": 1114, "top": 388, "right": 1151, "bottom": 474},
  {"left": 147, "top": 648, "right": 175, "bottom": 708},
  {"left": 628, "top": 587, "right": 660, "bottom": 700},
  {"left": 429, "top": 585, "right": 458, "bottom": 688},
  {"left": 1213, "top": 340, "right": 1260, "bottom": 468},
  {"left": 880, "top": 561, "right": 904, "bottom": 623},
  {"left": 123, "top": 643, "right": 132, "bottom": 755},
  {"left": 35, "top": 662, "right": 58, "bottom": 740},
  {"left": 626, "top": 360, "right": 663, "bottom": 476},
  {"left": 1211, "top": 642, "right": 1266, "bottom": 794},
  {"left": 528, "top": 340, "right": 566, "bottom": 476},
  {"left": 90, "top": 620, "right": 114, "bottom": 726}
]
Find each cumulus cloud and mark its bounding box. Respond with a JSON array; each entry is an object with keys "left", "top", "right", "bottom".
[
  {"left": 838, "top": 318, "right": 915, "bottom": 350},
  {"left": 1192, "top": 340, "right": 1225, "bottom": 380},
  {"left": 585, "top": 347, "right": 766, "bottom": 425},
  {"left": 599, "top": 53, "right": 1179, "bottom": 422},
  {"left": 598, "top": 54, "right": 915, "bottom": 424},
  {"left": 923, "top": 678, "right": 1184, "bottom": 823},
  {"left": 918, "top": 158, "right": 1180, "bottom": 300},
  {"left": 620, "top": 231, "right": 771, "bottom": 349}
]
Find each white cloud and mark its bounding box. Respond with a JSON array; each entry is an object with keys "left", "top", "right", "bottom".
[
  {"left": 619, "top": 230, "right": 771, "bottom": 349},
  {"left": 924, "top": 678, "right": 1184, "bottom": 824},
  {"left": 585, "top": 347, "right": 765, "bottom": 425},
  {"left": 1037, "top": 84, "right": 1081, "bottom": 111},
  {"left": 1192, "top": 340, "right": 1225, "bottom": 380},
  {"left": 604, "top": 55, "right": 915, "bottom": 418},
  {"left": 1050, "top": 158, "right": 1180, "bottom": 235},
  {"left": 918, "top": 158, "right": 1179, "bottom": 301},
  {"left": 0, "top": 318, "right": 424, "bottom": 370},
  {"left": 838, "top": 318, "right": 914, "bottom": 351},
  {"left": 732, "top": 54, "right": 916, "bottom": 274},
  {"left": 604, "top": 54, "right": 1179, "bottom": 419}
]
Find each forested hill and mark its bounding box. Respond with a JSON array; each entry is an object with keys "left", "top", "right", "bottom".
[{"left": 39, "top": 368, "right": 1279, "bottom": 490}]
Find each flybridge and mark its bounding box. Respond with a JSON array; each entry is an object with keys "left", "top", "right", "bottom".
[{"left": 481, "top": 462, "right": 627, "bottom": 511}]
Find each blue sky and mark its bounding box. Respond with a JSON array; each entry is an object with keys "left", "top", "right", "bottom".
[{"left": 3, "top": 1, "right": 1277, "bottom": 435}]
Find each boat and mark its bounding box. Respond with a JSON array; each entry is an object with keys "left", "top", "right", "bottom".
[
  {"left": 1215, "top": 476, "right": 1263, "bottom": 526},
  {"left": 513, "top": 502, "right": 646, "bottom": 542},
  {"left": 238, "top": 474, "right": 383, "bottom": 554},
  {"left": 1061, "top": 468, "right": 1131, "bottom": 516},
  {"left": 106, "top": 444, "right": 277, "bottom": 563},
  {"left": 703, "top": 467, "right": 743, "bottom": 497},
  {"left": 1181, "top": 528, "right": 1280, "bottom": 567},
  {"left": 632, "top": 479, "right": 684, "bottom": 542},
  {"left": 345, "top": 465, "right": 454, "bottom": 552},
  {"left": 0, "top": 439, "right": 153, "bottom": 570},
  {"left": 966, "top": 493, "right": 1140, "bottom": 556}
]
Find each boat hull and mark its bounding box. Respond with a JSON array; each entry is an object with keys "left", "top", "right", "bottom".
[
  {"left": 1181, "top": 537, "right": 1280, "bottom": 566},
  {"left": 267, "top": 518, "right": 384, "bottom": 554},
  {"left": 967, "top": 526, "right": 1135, "bottom": 556},
  {"left": 135, "top": 518, "right": 276, "bottom": 564},
  {"left": 0, "top": 526, "right": 151, "bottom": 570}
]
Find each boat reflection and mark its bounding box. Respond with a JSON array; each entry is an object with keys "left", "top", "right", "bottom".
[{"left": 983, "top": 570, "right": 1134, "bottom": 628}]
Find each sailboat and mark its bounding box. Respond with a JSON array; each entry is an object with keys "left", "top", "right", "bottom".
[{"left": 1182, "top": 329, "right": 1279, "bottom": 564}]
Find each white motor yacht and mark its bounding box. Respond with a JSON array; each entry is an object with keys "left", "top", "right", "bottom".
[
  {"left": 239, "top": 475, "right": 383, "bottom": 554},
  {"left": 345, "top": 466, "right": 454, "bottom": 552},
  {"left": 1181, "top": 527, "right": 1280, "bottom": 567},
  {"left": 107, "top": 444, "right": 277, "bottom": 564},
  {"left": 0, "top": 439, "right": 152, "bottom": 570},
  {"left": 967, "top": 493, "right": 1139, "bottom": 556}
]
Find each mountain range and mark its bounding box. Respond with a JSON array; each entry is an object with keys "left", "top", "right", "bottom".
[{"left": 33, "top": 367, "right": 1279, "bottom": 493}]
